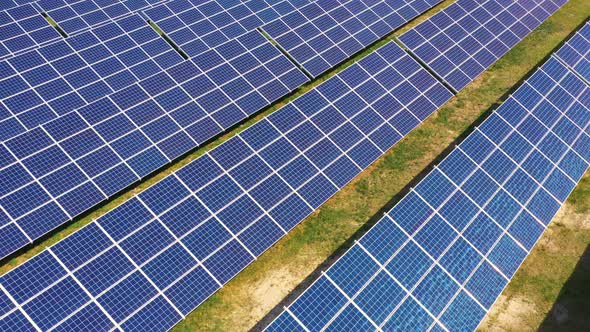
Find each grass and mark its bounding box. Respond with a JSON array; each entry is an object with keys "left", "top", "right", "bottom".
[
  {"left": 3, "top": 1, "right": 590, "bottom": 331},
  {"left": 568, "top": 174, "right": 590, "bottom": 214}
]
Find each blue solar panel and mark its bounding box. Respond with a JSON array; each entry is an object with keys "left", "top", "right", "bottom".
[
  {"left": 0, "top": 29, "right": 308, "bottom": 261},
  {"left": 555, "top": 22, "right": 590, "bottom": 84},
  {"left": 143, "top": 0, "right": 311, "bottom": 57},
  {"left": 398, "top": 0, "right": 568, "bottom": 92},
  {"left": 0, "top": 41, "right": 452, "bottom": 331},
  {"left": 0, "top": 4, "right": 61, "bottom": 59},
  {"left": 0, "top": 13, "right": 182, "bottom": 143},
  {"left": 37, "top": 0, "right": 168, "bottom": 35},
  {"left": 265, "top": 53, "right": 590, "bottom": 331},
  {"left": 0, "top": 0, "right": 440, "bottom": 140},
  {"left": 263, "top": 0, "right": 443, "bottom": 77}
]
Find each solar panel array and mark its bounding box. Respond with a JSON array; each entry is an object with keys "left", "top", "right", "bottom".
[
  {"left": 556, "top": 21, "right": 590, "bottom": 84},
  {"left": 0, "top": 0, "right": 447, "bottom": 141},
  {"left": 0, "top": 0, "right": 450, "bottom": 262},
  {"left": 0, "top": 4, "right": 62, "bottom": 59},
  {"left": 0, "top": 0, "right": 322, "bottom": 143},
  {"left": 143, "top": 0, "right": 311, "bottom": 57},
  {"left": 0, "top": 41, "right": 452, "bottom": 332},
  {"left": 265, "top": 52, "right": 590, "bottom": 331},
  {"left": 262, "top": 0, "right": 443, "bottom": 77},
  {"left": 0, "top": 29, "right": 309, "bottom": 260},
  {"left": 0, "top": 13, "right": 183, "bottom": 142},
  {"left": 398, "top": 0, "right": 567, "bottom": 92},
  {"left": 0, "top": 0, "right": 572, "bottom": 329}
]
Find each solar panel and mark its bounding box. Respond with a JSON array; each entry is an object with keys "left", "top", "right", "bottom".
[
  {"left": 398, "top": 0, "right": 567, "bottom": 92},
  {"left": 555, "top": 22, "right": 590, "bottom": 84},
  {"left": 0, "top": 13, "right": 183, "bottom": 143},
  {"left": 0, "top": 29, "right": 309, "bottom": 261},
  {"left": 0, "top": 41, "right": 452, "bottom": 331},
  {"left": 262, "top": 0, "right": 443, "bottom": 77},
  {"left": 265, "top": 54, "right": 590, "bottom": 331},
  {"left": 0, "top": 0, "right": 343, "bottom": 141},
  {"left": 0, "top": 4, "right": 62, "bottom": 60},
  {"left": 37, "top": 0, "right": 168, "bottom": 35},
  {"left": 143, "top": 0, "right": 311, "bottom": 57}
]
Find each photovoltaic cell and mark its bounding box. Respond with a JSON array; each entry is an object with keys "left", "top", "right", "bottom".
[
  {"left": 0, "top": 13, "right": 183, "bottom": 143},
  {"left": 0, "top": 29, "right": 309, "bottom": 261},
  {"left": 555, "top": 21, "right": 590, "bottom": 84},
  {"left": 0, "top": 4, "right": 61, "bottom": 59},
  {"left": 265, "top": 54, "right": 590, "bottom": 332},
  {"left": 0, "top": 41, "right": 452, "bottom": 331},
  {"left": 398, "top": 0, "right": 568, "bottom": 92},
  {"left": 263, "top": 0, "right": 443, "bottom": 77}
]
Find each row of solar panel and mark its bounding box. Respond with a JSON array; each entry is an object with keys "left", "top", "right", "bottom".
[
  {"left": 265, "top": 37, "right": 590, "bottom": 332},
  {"left": 0, "top": 0, "right": 447, "bottom": 146},
  {"left": 0, "top": 0, "right": 309, "bottom": 60},
  {"left": 10, "top": 0, "right": 564, "bottom": 160},
  {"left": 0, "top": 29, "right": 309, "bottom": 259},
  {"left": 0, "top": 0, "right": 322, "bottom": 143},
  {"left": 0, "top": 0, "right": 446, "bottom": 261},
  {"left": 0, "top": 0, "right": 440, "bottom": 145},
  {"left": 0, "top": 0, "right": 442, "bottom": 144},
  {"left": 3, "top": 2, "right": 572, "bottom": 329},
  {"left": 0, "top": 41, "right": 453, "bottom": 331},
  {"left": 0, "top": 1, "right": 290, "bottom": 143},
  {"left": 398, "top": 0, "right": 567, "bottom": 91}
]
